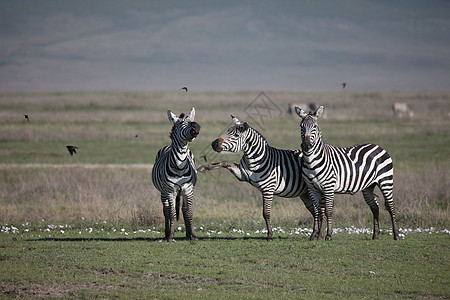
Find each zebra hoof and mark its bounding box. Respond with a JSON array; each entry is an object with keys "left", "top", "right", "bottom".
[
  {"left": 220, "top": 161, "right": 233, "bottom": 168},
  {"left": 309, "top": 234, "right": 319, "bottom": 241}
]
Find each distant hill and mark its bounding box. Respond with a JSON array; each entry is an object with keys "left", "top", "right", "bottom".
[{"left": 1, "top": 0, "right": 450, "bottom": 91}]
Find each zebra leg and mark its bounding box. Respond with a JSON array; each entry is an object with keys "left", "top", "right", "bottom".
[
  {"left": 323, "top": 191, "right": 335, "bottom": 241},
  {"left": 220, "top": 161, "right": 249, "bottom": 182},
  {"left": 262, "top": 192, "right": 274, "bottom": 241},
  {"left": 308, "top": 189, "right": 325, "bottom": 240},
  {"left": 379, "top": 183, "right": 400, "bottom": 240},
  {"left": 182, "top": 190, "right": 198, "bottom": 241},
  {"left": 161, "top": 193, "right": 176, "bottom": 242},
  {"left": 318, "top": 207, "right": 326, "bottom": 240},
  {"left": 362, "top": 185, "right": 380, "bottom": 240},
  {"left": 300, "top": 194, "right": 320, "bottom": 241}
]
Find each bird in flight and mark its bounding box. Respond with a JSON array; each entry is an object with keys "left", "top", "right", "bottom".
[
  {"left": 180, "top": 86, "right": 188, "bottom": 92},
  {"left": 341, "top": 82, "right": 347, "bottom": 89},
  {"left": 66, "top": 145, "right": 79, "bottom": 156},
  {"left": 24, "top": 114, "right": 29, "bottom": 121}
]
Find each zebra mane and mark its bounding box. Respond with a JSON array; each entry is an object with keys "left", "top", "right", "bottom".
[{"left": 241, "top": 122, "right": 267, "bottom": 143}]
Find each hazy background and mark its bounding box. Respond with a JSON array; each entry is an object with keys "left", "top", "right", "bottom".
[{"left": 1, "top": 0, "right": 449, "bottom": 92}]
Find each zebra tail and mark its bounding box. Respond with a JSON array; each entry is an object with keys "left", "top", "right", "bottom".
[{"left": 176, "top": 194, "right": 181, "bottom": 222}]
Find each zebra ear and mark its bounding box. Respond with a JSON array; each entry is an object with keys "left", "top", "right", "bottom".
[
  {"left": 230, "top": 114, "right": 241, "bottom": 125},
  {"left": 314, "top": 106, "right": 324, "bottom": 118},
  {"left": 167, "top": 110, "right": 178, "bottom": 123},
  {"left": 294, "top": 106, "right": 308, "bottom": 119},
  {"left": 187, "top": 107, "right": 195, "bottom": 121}
]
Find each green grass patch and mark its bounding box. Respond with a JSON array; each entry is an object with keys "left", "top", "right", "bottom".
[{"left": 0, "top": 228, "right": 448, "bottom": 299}]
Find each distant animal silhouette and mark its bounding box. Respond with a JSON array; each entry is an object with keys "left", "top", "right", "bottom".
[
  {"left": 342, "top": 82, "right": 346, "bottom": 89},
  {"left": 66, "top": 145, "right": 78, "bottom": 156},
  {"left": 180, "top": 86, "right": 188, "bottom": 92},
  {"left": 24, "top": 114, "right": 29, "bottom": 121},
  {"left": 392, "top": 102, "right": 414, "bottom": 118}
]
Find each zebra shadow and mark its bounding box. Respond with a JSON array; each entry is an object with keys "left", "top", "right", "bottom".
[{"left": 26, "top": 235, "right": 294, "bottom": 243}]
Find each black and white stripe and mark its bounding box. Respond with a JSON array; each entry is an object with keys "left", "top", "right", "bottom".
[
  {"left": 152, "top": 107, "right": 200, "bottom": 242},
  {"left": 295, "top": 106, "right": 400, "bottom": 240},
  {"left": 211, "top": 115, "right": 319, "bottom": 241}
]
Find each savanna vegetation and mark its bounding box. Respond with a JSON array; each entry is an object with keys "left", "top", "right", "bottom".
[{"left": 0, "top": 91, "right": 449, "bottom": 298}]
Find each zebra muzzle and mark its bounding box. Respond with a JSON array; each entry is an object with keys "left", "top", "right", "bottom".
[
  {"left": 211, "top": 138, "right": 223, "bottom": 153},
  {"left": 302, "top": 135, "right": 312, "bottom": 150},
  {"left": 191, "top": 122, "right": 201, "bottom": 137}
]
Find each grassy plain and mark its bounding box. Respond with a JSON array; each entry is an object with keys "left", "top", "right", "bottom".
[
  {"left": 1, "top": 228, "right": 449, "bottom": 299},
  {"left": 0, "top": 90, "right": 449, "bottom": 298},
  {"left": 0, "top": 90, "right": 448, "bottom": 228}
]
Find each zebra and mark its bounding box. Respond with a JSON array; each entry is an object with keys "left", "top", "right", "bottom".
[
  {"left": 209, "top": 114, "right": 320, "bottom": 241},
  {"left": 294, "top": 105, "right": 400, "bottom": 240},
  {"left": 152, "top": 107, "right": 200, "bottom": 242}
]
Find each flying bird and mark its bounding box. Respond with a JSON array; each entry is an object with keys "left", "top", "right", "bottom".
[
  {"left": 66, "top": 145, "right": 78, "bottom": 156},
  {"left": 24, "top": 114, "right": 29, "bottom": 121},
  {"left": 341, "top": 82, "right": 347, "bottom": 89},
  {"left": 180, "top": 86, "right": 188, "bottom": 92}
]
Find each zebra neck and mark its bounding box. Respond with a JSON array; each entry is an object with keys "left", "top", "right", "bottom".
[
  {"left": 242, "top": 133, "right": 270, "bottom": 167},
  {"left": 303, "top": 139, "right": 325, "bottom": 165},
  {"left": 169, "top": 139, "right": 190, "bottom": 169}
]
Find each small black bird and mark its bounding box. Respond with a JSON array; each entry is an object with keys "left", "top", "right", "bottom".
[
  {"left": 180, "top": 86, "right": 188, "bottom": 92},
  {"left": 199, "top": 154, "right": 207, "bottom": 163},
  {"left": 24, "top": 114, "right": 29, "bottom": 121},
  {"left": 135, "top": 134, "right": 138, "bottom": 138},
  {"left": 66, "top": 145, "right": 78, "bottom": 156},
  {"left": 342, "top": 82, "right": 347, "bottom": 89}
]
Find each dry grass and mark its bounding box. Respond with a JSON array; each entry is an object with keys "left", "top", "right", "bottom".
[
  {"left": 0, "top": 165, "right": 447, "bottom": 229},
  {"left": 0, "top": 167, "right": 162, "bottom": 226}
]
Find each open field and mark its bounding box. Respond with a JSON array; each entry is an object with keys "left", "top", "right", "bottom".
[
  {"left": 1, "top": 91, "right": 449, "bottom": 298},
  {"left": 0, "top": 90, "right": 448, "bottom": 227}
]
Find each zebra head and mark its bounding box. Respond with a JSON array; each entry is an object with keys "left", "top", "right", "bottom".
[
  {"left": 211, "top": 114, "right": 250, "bottom": 153},
  {"left": 168, "top": 107, "right": 201, "bottom": 143},
  {"left": 295, "top": 105, "right": 324, "bottom": 152}
]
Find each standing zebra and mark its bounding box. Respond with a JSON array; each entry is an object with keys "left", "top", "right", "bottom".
[
  {"left": 294, "top": 105, "right": 400, "bottom": 240},
  {"left": 152, "top": 108, "right": 200, "bottom": 242},
  {"left": 209, "top": 115, "right": 320, "bottom": 241}
]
